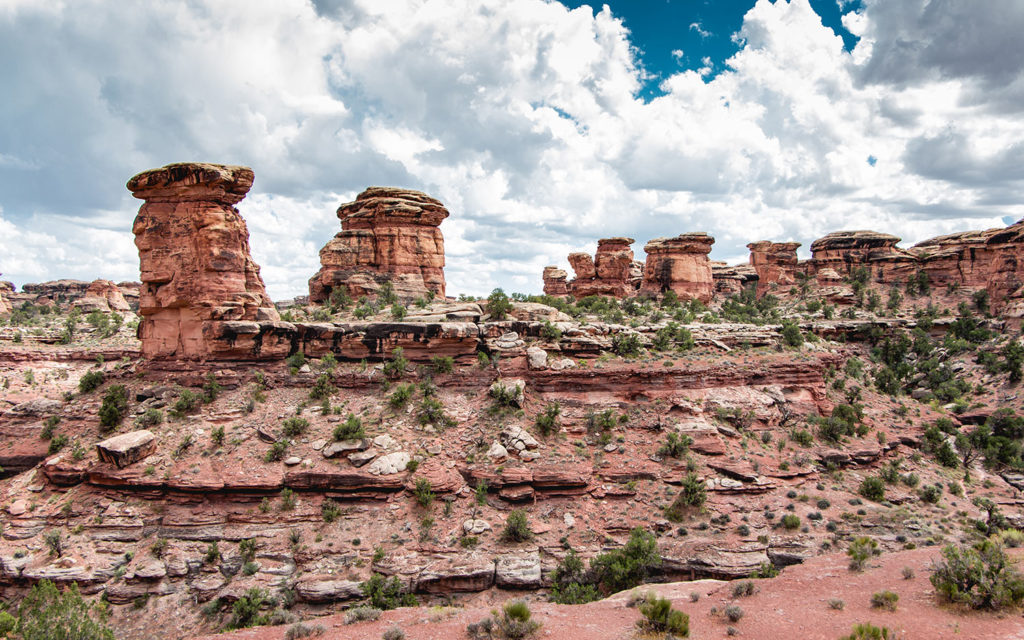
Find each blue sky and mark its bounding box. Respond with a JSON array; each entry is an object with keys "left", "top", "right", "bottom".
[
  {"left": 561, "top": 0, "right": 862, "bottom": 97},
  {"left": 0, "top": 0, "right": 1022, "bottom": 299}
]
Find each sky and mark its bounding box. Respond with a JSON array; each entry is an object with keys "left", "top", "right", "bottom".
[{"left": 1, "top": 0, "right": 1023, "bottom": 300}]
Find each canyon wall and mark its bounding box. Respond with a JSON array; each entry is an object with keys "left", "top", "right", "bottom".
[
  {"left": 128, "top": 162, "right": 280, "bottom": 359},
  {"left": 308, "top": 187, "right": 448, "bottom": 304}
]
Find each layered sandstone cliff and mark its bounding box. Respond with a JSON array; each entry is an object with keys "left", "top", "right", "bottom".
[
  {"left": 309, "top": 188, "right": 448, "bottom": 303},
  {"left": 565, "top": 237, "right": 642, "bottom": 298},
  {"left": 542, "top": 266, "right": 569, "bottom": 297},
  {"left": 748, "top": 241, "right": 801, "bottom": 297},
  {"left": 807, "top": 230, "right": 916, "bottom": 283},
  {"left": 72, "top": 280, "right": 132, "bottom": 313},
  {"left": 641, "top": 233, "right": 715, "bottom": 302},
  {"left": 128, "top": 162, "right": 279, "bottom": 359}
]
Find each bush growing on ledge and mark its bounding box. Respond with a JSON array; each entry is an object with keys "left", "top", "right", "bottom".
[
  {"left": 282, "top": 417, "right": 310, "bottom": 438},
  {"left": 501, "top": 510, "right": 533, "bottom": 543},
  {"left": 309, "top": 374, "right": 334, "bottom": 400},
  {"left": 264, "top": 440, "right": 288, "bottom": 462},
  {"left": 486, "top": 288, "right": 513, "bottom": 320},
  {"left": 657, "top": 432, "right": 693, "bottom": 459},
  {"left": 413, "top": 478, "right": 434, "bottom": 509},
  {"left": 430, "top": 355, "right": 454, "bottom": 374},
  {"left": 170, "top": 389, "right": 203, "bottom": 418},
  {"left": 286, "top": 351, "right": 306, "bottom": 373},
  {"left": 361, "top": 574, "right": 417, "bottom": 610},
  {"left": 929, "top": 540, "right": 1024, "bottom": 610},
  {"left": 98, "top": 384, "right": 129, "bottom": 431},
  {"left": 665, "top": 473, "right": 706, "bottom": 521},
  {"left": 383, "top": 348, "right": 409, "bottom": 379},
  {"left": 78, "top": 370, "right": 104, "bottom": 394},
  {"left": 333, "top": 414, "right": 365, "bottom": 441},
  {"left": 388, "top": 383, "right": 414, "bottom": 408},
  {"left": 589, "top": 527, "right": 660, "bottom": 594},
  {"left": 16, "top": 580, "right": 114, "bottom": 640},
  {"left": 549, "top": 550, "right": 600, "bottom": 604},
  {"left": 780, "top": 320, "right": 804, "bottom": 347},
  {"left": 870, "top": 590, "right": 898, "bottom": 611},
  {"left": 780, "top": 514, "right": 800, "bottom": 530},
  {"left": 535, "top": 403, "right": 561, "bottom": 437},
  {"left": 611, "top": 332, "right": 643, "bottom": 357}
]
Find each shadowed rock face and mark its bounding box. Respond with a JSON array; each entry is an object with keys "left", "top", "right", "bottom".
[
  {"left": 308, "top": 187, "right": 448, "bottom": 303},
  {"left": 641, "top": 233, "right": 715, "bottom": 302},
  {"left": 748, "top": 241, "right": 801, "bottom": 297},
  {"left": 128, "top": 162, "right": 279, "bottom": 359}
]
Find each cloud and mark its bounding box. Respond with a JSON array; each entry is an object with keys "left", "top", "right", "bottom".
[
  {"left": 689, "top": 21, "right": 711, "bottom": 38},
  {"left": 0, "top": 0, "right": 1022, "bottom": 300}
]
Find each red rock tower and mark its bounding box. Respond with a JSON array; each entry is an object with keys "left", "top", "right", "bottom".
[
  {"left": 309, "top": 188, "right": 448, "bottom": 303},
  {"left": 640, "top": 233, "right": 715, "bottom": 302},
  {"left": 747, "top": 241, "right": 801, "bottom": 297},
  {"left": 128, "top": 162, "right": 279, "bottom": 359}
]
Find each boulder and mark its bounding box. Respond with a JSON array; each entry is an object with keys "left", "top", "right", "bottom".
[
  {"left": 496, "top": 552, "right": 542, "bottom": 589},
  {"left": 96, "top": 430, "right": 157, "bottom": 468},
  {"left": 322, "top": 439, "right": 371, "bottom": 458},
  {"left": 526, "top": 346, "right": 548, "bottom": 370},
  {"left": 295, "top": 577, "right": 364, "bottom": 603},
  {"left": 368, "top": 451, "right": 410, "bottom": 475}
]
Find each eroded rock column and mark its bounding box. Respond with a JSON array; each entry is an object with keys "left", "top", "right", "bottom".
[
  {"left": 128, "top": 162, "right": 279, "bottom": 359},
  {"left": 565, "top": 237, "right": 641, "bottom": 298},
  {"left": 748, "top": 241, "right": 801, "bottom": 297},
  {"left": 640, "top": 233, "right": 715, "bottom": 302},
  {"left": 309, "top": 188, "right": 448, "bottom": 303},
  {"left": 542, "top": 266, "right": 569, "bottom": 297}
]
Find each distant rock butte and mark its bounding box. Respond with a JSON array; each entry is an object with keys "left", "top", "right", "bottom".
[
  {"left": 128, "top": 162, "right": 279, "bottom": 359},
  {"left": 641, "top": 233, "right": 715, "bottom": 302},
  {"left": 308, "top": 187, "right": 448, "bottom": 304}
]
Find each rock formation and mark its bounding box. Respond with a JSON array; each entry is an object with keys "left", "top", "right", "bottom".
[
  {"left": 542, "top": 266, "right": 569, "bottom": 297},
  {"left": 128, "top": 162, "right": 279, "bottom": 359},
  {"left": 712, "top": 262, "right": 758, "bottom": 297},
  {"left": 913, "top": 219, "right": 1024, "bottom": 315},
  {"left": 807, "top": 231, "right": 913, "bottom": 283},
  {"left": 0, "top": 275, "right": 9, "bottom": 315},
  {"left": 73, "top": 279, "right": 132, "bottom": 313},
  {"left": 641, "top": 233, "right": 715, "bottom": 302},
  {"left": 564, "top": 237, "right": 642, "bottom": 299},
  {"left": 308, "top": 187, "right": 448, "bottom": 304},
  {"left": 748, "top": 241, "right": 801, "bottom": 297}
]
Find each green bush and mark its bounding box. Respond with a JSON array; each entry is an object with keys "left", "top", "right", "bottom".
[
  {"left": 847, "top": 536, "right": 879, "bottom": 572},
  {"left": 611, "top": 332, "right": 643, "bottom": 357},
  {"left": 430, "top": 356, "right": 454, "bottom": 374},
  {"left": 227, "top": 587, "right": 272, "bottom": 629},
  {"left": 541, "top": 321, "right": 562, "bottom": 341},
  {"left": 170, "top": 389, "right": 203, "bottom": 418},
  {"left": 281, "top": 417, "right": 310, "bottom": 437},
  {"left": 657, "top": 432, "right": 692, "bottom": 459},
  {"left": 535, "top": 403, "right": 561, "bottom": 436},
  {"left": 780, "top": 514, "right": 800, "bottom": 530},
  {"left": 781, "top": 320, "right": 804, "bottom": 347},
  {"left": 264, "top": 440, "right": 288, "bottom": 462},
  {"left": 388, "top": 383, "right": 414, "bottom": 408},
  {"left": 202, "top": 372, "right": 221, "bottom": 403},
  {"left": 870, "top": 590, "right": 898, "bottom": 611},
  {"left": 361, "top": 574, "right": 417, "bottom": 610},
  {"left": 665, "top": 473, "right": 706, "bottom": 520},
  {"left": 839, "top": 623, "right": 899, "bottom": 640},
  {"left": 78, "top": 370, "right": 105, "bottom": 394},
  {"left": 637, "top": 593, "right": 689, "bottom": 637},
  {"left": 321, "top": 500, "right": 342, "bottom": 523},
  {"left": 383, "top": 348, "right": 409, "bottom": 379},
  {"left": 413, "top": 478, "right": 434, "bottom": 509},
  {"left": 333, "top": 414, "right": 365, "bottom": 441},
  {"left": 98, "top": 384, "right": 129, "bottom": 431},
  {"left": 495, "top": 600, "right": 540, "bottom": 639},
  {"left": 929, "top": 540, "right": 1024, "bottom": 610},
  {"left": 485, "top": 288, "right": 513, "bottom": 320},
  {"left": 859, "top": 476, "right": 886, "bottom": 501},
  {"left": 589, "top": 528, "right": 660, "bottom": 594},
  {"left": 310, "top": 373, "right": 334, "bottom": 400},
  {"left": 17, "top": 580, "right": 114, "bottom": 640},
  {"left": 549, "top": 550, "right": 600, "bottom": 604},
  {"left": 501, "top": 510, "right": 533, "bottom": 543}
]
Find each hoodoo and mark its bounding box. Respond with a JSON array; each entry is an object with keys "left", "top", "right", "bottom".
[
  {"left": 128, "top": 162, "right": 279, "bottom": 359},
  {"left": 748, "top": 241, "right": 801, "bottom": 297},
  {"left": 308, "top": 187, "right": 449, "bottom": 304},
  {"left": 640, "top": 233, "right": 715, "bottom": 302},
  {"left": 565, "top": 237, "right": 642, "bottom": 298}
]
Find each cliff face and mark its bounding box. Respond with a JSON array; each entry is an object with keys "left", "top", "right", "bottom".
[
  {"left": 542, "top": 266, "right": 569, "bottom": 297},
  {"left": 563, "top": 237, "right": 642, "bottom": 299},
  {"left": 308, "top": 187, "right": 448, "bottom": 304},
  {"left": 128, "top": 162, "right": 279, "bottom": 359},
  {"left": 641, "top": 233, "right": 715, "bottom": 302},
  {"left": 748, "top": 241, "right": 801, "bottom": 297}
]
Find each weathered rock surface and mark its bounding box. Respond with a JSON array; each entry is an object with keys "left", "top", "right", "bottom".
[
  {"left": 748, "top": 241, "right": 800, "bottom": 297},
  {"left": 309, "top": 187, "right": 448, "bottom": 303},
  {"left": 564, "top": 238, "right": 642, "bottom": 298},
  {"left": 128, "top": 162, "right": 279, "bottom": 359},
  {"left": 641, "top": 233, "right": 715, "bottom": 302},
  {"left": 73, "top": 279, "right": 132, "bottom": 313},
  {"left": 542, "top": 266, "right": 569, "bottom": 297},
  {"left": 95, "top": 430, "right": 157, "bottom": 468}
]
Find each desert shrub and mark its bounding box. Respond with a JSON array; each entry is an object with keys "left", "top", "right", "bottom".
[
  {"left": 281, "top": 417, "right": 310, "bottom": 438},
  {"left": 535, "top": 403, "right": 561, "bottom": 436},
  {"left": 732, "top": 580, "right": 757, "bottom": 597},
  {"left": 780, "top": 321, "right": 803, "bottom": 347},
  {"left": 48, "top": 434, "right": 68, "bottom": 455},
  {"left": 590, "top": 528, "right": 660, "bottom": 594},
  {"left": 919, "top": 484, "right": 942, "bottom": 504},
  {"left": 321, "top": 500, "right": 342, "bottom": 523},
  {"left": 361, "top": 574, "right": 417, "bottom": 610},
  {"left": 285, "top": 623, "right": 325, "bottom": 640},
  {"left": 286, "top": 351, "right": 306, "bottom": 371},
  {"left": 657, "top": 432, "right": 692, "bottom": 459},
  {"left": 309, "top": 374, "right": 334, "bottom": 400},
  {"left": 549, "top": 550, "right": 599, "bottom": 604},
  {"left": 333, "top": 414, "right": 365, "bottom": 441},
  {"left": 540, "top": 321, "right": 562, "bottom": 341},
  {"left": 847, "top": 536, "right": 879, "bottom": 572},
  {"left": 791, "top": 428, "right": 814, "bottom": 447},
  {"left": 78, "top": 370, "right": 105, "bottom": 394},
  {"left": 870, "top": 590, "right": 898, "bottom": 611},
  {"left": 413, "top": 478, "right": 434, "bottom": 508},
  {"left": 430, "top": 356, "right": 454, "bottom": 374},
  {"left": 16, "top": 580, "right": 114, "bottom": 640},
  {"left": 501, "top": 510, "right": 533, "bottom": 543},
  {"left": 344, "top": 606, "right": 381, "bottom": 624},
  {"left": 859, "top": 476, "right": 886, "bottom": 501},
  {"left": 227, "top": 587, "right": 273, "bottom": 629},
  {"left": 486, "top": 288, "right": 513, "bottom": 320},
  {"left": 724, "top": 604, "right": 744, "bottom": 622},
  {"left": 382, "top": 348, "right": 408, "bottom": 379},
  {"left": 780, "top": 514, "right": 801, "bottom": 530},
  {"left": 202, "top": 372, "right": 221, "bottom": 403},
  {"left": 495, "top": 600, "right": 540, "bottom": 639},
  {"left": 388, "top": 383, "right": 414, "bottom": 408},
  {"left": 98, "top": 384, "right": 129, "bottom": 430},
  {"left": 665, "top": 473, "right": 706, "bottom": 520},
  {"left": 381, "top": 627, "right": 405, "bottom": 640},
  {"left": 929, "top": 540, "right": 1024, "bottom": 610},
  {"left": 137, "top": 408, "right": 163, "bottom": 428},
  {"left": 611, "top": 332, "right": 643, "bottom": 357},
  {"left": 839, "top": 623, "right": 898, "bottom": 640},
  {"left": 637, "top": 592, "right": 689, "bottom": 637},
  {"left": 170, "top": 389, "right": 202, "bottom": 418},
  {"left": 264, "top": 440, "right": 288, "bottom": 462}
]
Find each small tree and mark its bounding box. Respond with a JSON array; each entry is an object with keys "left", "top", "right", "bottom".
[
  {"left": 486, "top": 288, "right": 513, "bottom": 320},
  {"left": 17, "top": 580, "right": 115, "bottom": 640},
  {"left": 930, "top": 540, "right": 1024, "bottom": 610},
  {"left": 98, "top": 384, "right": 129, "bottom": 431},
  {"left": 847, "top": 536, "right": 879, "bottom": 572},
  {"left": 501, "top": 510, "right": 533, "bottom": 543}
]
